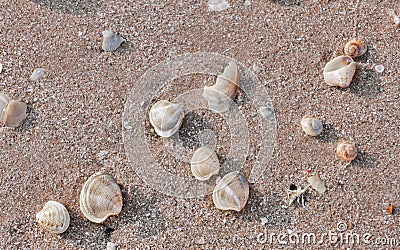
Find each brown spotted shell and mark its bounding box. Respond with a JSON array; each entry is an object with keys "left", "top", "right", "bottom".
[
  {"left": 80, "top": 172, "right": 123, "bottom": 223},
  {"left": 344, "top": 40, "right": 367, "bottom": 58},
  {"left": 2, "top": 99, "right": 27, "bottom": 128},
  {"left": 36, "top": 201, "right": 70, "bottom": 234},
  {"left": 336, "top": 141, "right": 357, "bottom": 161}
]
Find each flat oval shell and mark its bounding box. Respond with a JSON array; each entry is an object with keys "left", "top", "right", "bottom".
[
  {"left": 80, "top": 172, "right": 123, "bottom": 223},
  {"left": 30, "top": 68, "right": 47, "bottom": 81},
  {"left": 102, "top": 30, "right": 125, "bottom": 52},
  {"left": 307, "top": 173, "right": 326, "bottom": 195},
  {"left": 212, "top": 171, "right": 249, "bottom": 211},
  {"left": 2, "top": 100, "right": 27, "bottom": 128},
  {"left": 323, "top": 55, "right": 356, "bottom": 88},
  {"left": 36, "top": 201, "right": 70, "bottom": 234},
  {"left": 190, "top": 146, "right": 220, "bottom": 181},
  {"left": 301, "top": 115, "right": 323, "bottom": 136},
  {"left": 344, "top": 40, "right": 367, "bottom": 58},
  {"left": 149, "top": 100, "right": 184, "bottom": 137}
]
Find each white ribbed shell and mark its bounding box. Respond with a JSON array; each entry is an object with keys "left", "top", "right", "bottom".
[
  {"left": 149, "top": 100, "right": 184, "bottom": 137},
  {"left": 36, "top": 201, "right": 70, "bottom": 234},
  {"left": 190, "top": 146, "right": 220, "bottom": 181}
]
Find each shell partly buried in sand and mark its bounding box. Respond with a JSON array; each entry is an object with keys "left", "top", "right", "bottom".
[
  {"left": 102, "top": 30, "right": 125, "bottom": 52},
  {"left": 149, "top": 100, "right": 185, "bottom": 137},
  {"left": 190, "top": 146, "right": 220, "bottom": 181},
  {"left": 336, "top": 141, "right": 357, "bottom": 161},
  {"left": 344, "top": 40, "right": 367, "bottom": 58},
  {"left": 204, "top": 61, "right": 239, "bottom": 113},
  {"left": 2, "top": 99, "right": 27, "bottom": 128},
  {"left": 323, "top": 55, "right": 356, "bottom": 88},
  {"left": 80, "top": 172, "right": 123, "bottom": 223},
  {"left": 36, "top": 201, "right": 70, "bottom": 234},
  {"left": 30, "top": 68, "right": 47, "bottom": 81},
  {"left": 301, "top": 115, "right": 323, "bottom": 136},
  {"left": 212, "top": 171, "right": 249, "bottom": 211}
]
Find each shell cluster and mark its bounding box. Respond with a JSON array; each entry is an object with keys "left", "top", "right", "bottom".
[
  {"left": 0, "top": 93, "right": 27, "bottom": 128},
  {"left": 301, "top": 115, "right": 323, "bottom": 136},
  {"left": 102, "top": 30, "right": 125, "bottom": 52},
  {"left": 36, "top": 201, "right": 70, "bottom": 234},
  {"left": 190, "top": 146, "right": 220, "bottom": 181},
  {"left": 149, "top": 100, "right": 184, "bottom": 137}
]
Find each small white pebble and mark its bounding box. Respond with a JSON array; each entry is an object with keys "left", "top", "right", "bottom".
[
  {"left": 375, "top": 65, "right": 385, "bottom": 73},
  {"left": 106, "top": 242, "right": 116, "bottom": 250},
  {"left": 208, "top": 0, "right": 230, "bottom": 11},
  {"left": 260, "top": 217, "right": 268, "bottom": 226},
  {"left": 388, "top": 10, "right": 400, "bottom": 27},
  {"left": 244, "top": 0, "right": 252, "bottom": 6},
  {"left": 30, "top": 68, "right": 47, "bottom": 81}
]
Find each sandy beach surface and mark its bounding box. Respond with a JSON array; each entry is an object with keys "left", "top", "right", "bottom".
[{"left": 0, "top": 0, "right": 399, "bottom": 249}]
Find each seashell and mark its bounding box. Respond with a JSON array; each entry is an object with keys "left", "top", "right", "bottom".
[
  {"left": 207, "top": 0, "right": 230, "bottom": 11},
  {"left": 80, "top": 172, "right": 123, "bottom": 223},
  {"left": 0, "top": 93, "right": 10, "bottom": 119},
  {"left": 212, "top": 171, "right": 249, "bottom": 211},
  {"left": 307, "top": 173, "right": 326, "bottom": 195},
  {"left": 204, "top": 61, "right": 239, "bottom": 113},
  {"left": 336, "top": 141, "right": 357, "bottom": 161},
  {"left": 149, "top": 100, "right": 184, "bottom": 137},
  {"left": 301, "top": 115, "right": 323, "bottom": 136},
  {"left": 2, "top": 100, "right": 27, "bottom": 128},
  {"left": 190, "top": 146, "right": 220, "bottom": 181},
  {"left": 36, "top": 201, "right": 70, "bottom": 234},
  {"left": 344, "top": 40, "right": 368, "bottom": 58},
  {"left": 30, "top": 68, "right": 47, "bottom": 81},
  {"left": 323, "top": 55, "right": 356, "bottom": 88},
  {"left": 102, "top": 30, "right": 125, "bottom": 52}
]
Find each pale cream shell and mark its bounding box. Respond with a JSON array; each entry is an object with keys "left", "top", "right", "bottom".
[
  {"left": 301, "top": 115, "right": 323, "bottom": 136},
  {"left": 2, "top": 100, "right": 27, "bottom": 128},
  {"left": 212, "top": 171, "right": 249, "bottom": 211},
  {"left": 204, "top": 61, "right": 239, "bottom": 113},
  {"left": 0, "top": 93, "right": 10, "bottom": 119},
  {"left": 36, "top": 201, "right": 70, "bottom": 234},
  {"left": 149, "top": 100, "right": 184, "bottom": 137},
  {"left": 307, "top": 173, "right": 326, "bottom": 195},
  {"left": 102, "top": 30, "right": 125, "bottom": 52},
  {"left": 190, "top": 146, "right": 220, "bottom": 181},
  {"left": 80, "top": 172, "right": 123, "bottom": 223},
  {"left": 30, "top": 68, "right": 47, "bottom": 81},
  {"left": 323, "top": 55, "right": 356, "bottom": 88}
]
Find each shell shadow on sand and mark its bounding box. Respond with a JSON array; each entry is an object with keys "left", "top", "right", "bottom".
[{"left": 31, "top": 0, "right": 102, "bottom": 14}]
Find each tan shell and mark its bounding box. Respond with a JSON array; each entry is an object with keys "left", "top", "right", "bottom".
[
  {"left": 102, "top": 30, "right": 125, "bottom": 52},
  {"left": 0, "top": 93, "right": 10, "bottom": 119},
  {"left": 204, "top": 61, "right": 239, "bottom": 113},
  {"left": 307, "top": 173, "right": 326, "bottom": 195},
  {"left": 36, "top": 201, "right": 70, "bottom": 234},
  {"left": 336, "top": 141, "right": 357, "bottom": 161},
  {"left": 149, "top": 100, "right": 184, "bottom": 137},
  {"left": 2, "top": 100, "right": 27, "bottom": 128},
  {"left": 212, "top": 171, "right": 249, "bottom": 211},
  {"left": 30, "top": 68, "right": 47, "bottom": 81},
  {"left": 323, "top": 55, "right": 356, "bottom": 88},
  {"left": 190, "top": 146, "right": 220, "bottom": 181},
  {"left": 344, "top": 40, "right": 367, "bottom": 58},
  {"left": 80, "top": 172, "right": 123, "bottom": 223},
  {"left": 301, "top": 115, "right": 323, "bottom": 136}
]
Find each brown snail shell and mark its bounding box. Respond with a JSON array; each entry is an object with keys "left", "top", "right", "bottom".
[
  {"left": 336, "top": 141, "right": 357, "bottom": 161},
  {"left": 212, "top": 171, "right": 249, "bottom": 211},
  {"left": 190, "top": 146, "right": 220, "bottom": 181},
  {"left": 2, "top": 99, "right": 27, "bottom": 128},
  {"left": 149, "top": 100, "right": 184, "bottom": 137},
  {"left": 36, "top": 201, "right": 70, "bottom": 234},
  {"left": 344, "top": 40, "right": 367, "bottom": 58},
  {"left": 80, "top": 172, "right": 123, "bottom": 223},
  {"left": 301, "top": 115, "right": 323, "bottom": 136}
]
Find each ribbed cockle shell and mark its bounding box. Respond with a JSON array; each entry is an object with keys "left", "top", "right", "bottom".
[
  {"left": 190, "top": 146, "right": 220, "bottom": 181},
  {"left": 36, "top": 201, "right": 70, "bottom": 234},
  {"left": 2, "top": 99, "right": 27, "bottom": 128},
  {"left": 149, "top": 100, "right": 184, "bottom": 137},
  {"left": 323, "top": 55, "right": 356, "bottom": 88}
]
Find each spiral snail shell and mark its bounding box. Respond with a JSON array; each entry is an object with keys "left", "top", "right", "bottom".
[
  {"left": 190, "top": 146, "right": 220, "bottom": 181},
  {"left": 344, "top": 40, "right": 367, "bottom": 58},
  {"left": 323, "top": 55, "right": 356, "bottom": 88},
  {"left": 301, "top": 115, "right": 323, "bottom": 136},
  {"left": 36, "top": 201, "right": 70, "bottom": 234},
  {"left": 336, "top": 141, "right": 357, "bottom": 161},
  {"left": 149, "top": 100, "right": 185, "bottom": 137},
  {"left": 102, "top": 30, "right": 125, "bottom": 52}
]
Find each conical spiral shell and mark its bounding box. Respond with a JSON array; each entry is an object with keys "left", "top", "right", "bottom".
[
  {"left": 2, "top": 99, "right": 27, "bottom": 128},
  {"left": 204, "top": 61, "right": 239, "bottom": 113},
  {"left": 80, "top": 172, "right": 123, "bottom": 223},
  {"left": 102, "top": 30, "right": 125, "bottom": 52},
  {"left": 36, "top": 201, "right": 70, "bottom": 234},
  {"left": 212, "top": 171, "right": 249, "bottom": 211},
  {"left": 344, "top": 40, "right": 367, "bottom": 58},
  {"left": 323, "top": 55, "right": 356, "bottom": 88},
  {"left": 149, "top": 100, "right": 184, "bottom": 137},
  {"left": 336, "top": 141, "right": 357, "bottom": 161},
  {"left": 190, "top": 146, "right": 220, "bottom": 181},
  {"left": 301, "top": 115, "right": 323, "bottom": 136}
]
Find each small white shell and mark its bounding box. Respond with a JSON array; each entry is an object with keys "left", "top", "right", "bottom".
[
  {"left": 0, "top": 93, "right": 10, "bottom": 119},
  {"left": 323, "top": 55, "right": 356, "bottom": 88},
  {"left": 301, "top": 115, "right": 323, "bottom": 136},
  {"left": 30, "top": 68, "right": 47, "bottom": 81},
  {"left": 212, "top": 171, "right": 249, "bottom": 211},
  {"left": 80, "top": 172, "right": 123, "bottom": 223},
  {"left": 190, "top": 146, "right": 220, "bottom": 181},
  {"left": 36, "top": 201, "right": 70, "bottom": 234},
  {"left": 2, "top": 100, "right": 27, "bottom": 128},
  {"left": 307, "top": 173, "right": 326, "bottom": 195},
  {"left": 208, "top": 0, "right": 230, "bottom": 11},
  {"left": 149, "top": 100, "right": 184, "bottom": 137},
  {"left": 102, "top": 30, "right": 125, "bottom": 52},
  {"left": 204, "top": 61, "right": 239, "bottom": 113}
]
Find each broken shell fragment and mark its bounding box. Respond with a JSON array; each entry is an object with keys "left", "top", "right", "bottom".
[
  {"left": 102, "top": 30, "right": 125, "bottom": 52},
  {"left": 307, "top": 173, "right": 326, "bottom": 195},
  {"left": 2, "top": 100, "right": 27, "bottom": 128},
  {"left": 204, "top": 61, "right": 239, "bottom": 113},
  {"left": 36, "top": 201, "right": 70, "bottom": 234},
  {"left": 80, "top": 172, "right": 123, "bottom": 223},
  {"left": 212, "top": 171, "right": 249, "bottom": 211},
  {"left": 190, "top": 146, "right": 220, "bottom": 181},
  {"left": 149, "top": 100, "right": 184, "bottom": 137},
  {"left": 30, "top": 68, "right": 47, "bottom": 81},
  {"left": 301, "top": 115, "right": 323, "bottom": 136},
  {"left": 336, "top": 141, "right": 357, "bottom": 161},
  {"left": 323, "top": 55, "right": 356, "bottom": 88},
  {"left": 344, "top": 40, "right": 367, "bottom": 58}
]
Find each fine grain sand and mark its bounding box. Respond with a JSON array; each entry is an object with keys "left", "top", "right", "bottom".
[{"left": 0, "top": 0, "right": 399, "bottom": 249}]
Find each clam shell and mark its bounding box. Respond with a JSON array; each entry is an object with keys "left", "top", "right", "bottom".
[
  {"left": 80, "top": 172, "right": 123, "bottom": 223},
  {"left": 323, "top": 55, "right": 356, "bottom": 88},
  {"left": 102, "top": 30, "right": 125, "bottom": 52},
  {"left": 30, "top": 68, "right": 47, "bottom": 81},
  {"left": 204, "top": 61, "right": 239, "bottom": 113},
  {"left": 149, "top": 100, "right": 184, "bottom": 137},
  {"left": 336, "top": 141, "right": 357, "bottom": 161},
  {"left": 0, "top": 93, "right": 10, "bottom": 119},
  {"left": 307, "top": 173, "right": 326, "bottom": 195},
  {"left": 301, "top": 115, "right": 323, "bottom": 136},
  {"left": 36, "top": 201, "right": 70, "bottom": 234},
  {"left": 212, "top": 171, "right": 249, "bottom": 211},
  {"left": 344, "top": 40, "right": 367, "bottom": 58},
  {"left": 2, "top": 100, "right": 27, "bottom": 128},
  {"left": 190, "top": 146, "right": 220, "bottom": 181}
]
